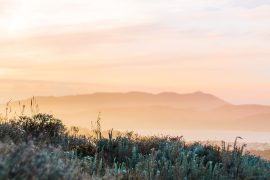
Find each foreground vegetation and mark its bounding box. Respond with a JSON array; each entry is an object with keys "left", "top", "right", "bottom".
[{"left": 0, "top": 113, "right": 269, "bottom": 179}]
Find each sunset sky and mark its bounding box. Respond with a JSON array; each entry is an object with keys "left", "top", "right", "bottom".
[{"left": 0, "top": 0, "right": 270, "bottom": 104}]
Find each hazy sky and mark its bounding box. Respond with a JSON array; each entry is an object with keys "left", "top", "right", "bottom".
[{"left": 0, "top": 0, "right": 270, "bottom": 104}]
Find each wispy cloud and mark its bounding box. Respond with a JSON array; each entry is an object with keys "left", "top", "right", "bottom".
[
  {"left": 0, "top": 0, "right": 270, "bottom": 103},
  {"left": 231, "top": 0, "right": 270, "bottom": 8},
  {"left": 0, "top": 0, "right": 15, "bottom": 13}
]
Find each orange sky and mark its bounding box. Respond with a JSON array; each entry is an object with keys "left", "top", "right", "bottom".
[{"left": 0, "top": 0, "right": 270, "bottom": 104}]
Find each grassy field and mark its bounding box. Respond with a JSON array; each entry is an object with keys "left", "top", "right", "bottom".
[{"left": 0, "top": 113, "right": 269, "bottom": 179}]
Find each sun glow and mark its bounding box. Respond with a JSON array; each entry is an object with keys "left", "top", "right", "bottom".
[
  {"left": 7, "top": 17, "right": 28, "bottom": 35},
  {"left": 3, "top": 1, "right": 30, "bottom": 37}
]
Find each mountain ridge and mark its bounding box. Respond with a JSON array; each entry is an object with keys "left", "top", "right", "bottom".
[{"left": 2, "top": 91, "right": 270, "bottom": 132}]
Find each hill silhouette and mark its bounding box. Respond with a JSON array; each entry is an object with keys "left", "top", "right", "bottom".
[{"left": 3, "top": 92, "right": 270, "bottom": 131}]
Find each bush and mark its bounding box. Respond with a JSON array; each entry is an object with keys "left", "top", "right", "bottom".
[
  {"left": 0, "top": 114, "right": 269, "bottom": 179},
  {"left": 0, "top": 142, "right": 91, "bottom": 180},
  {"left": 0, "top": 123, "right": 25, "bottom": 143},
  {"left": 13, "top": 114, "right": 65, "bottom": 139}
]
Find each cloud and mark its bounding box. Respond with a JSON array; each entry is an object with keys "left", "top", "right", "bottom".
[
  {"left": 0, "top": 79, "right": 116, "bottom": 103},
  {"left": 0, "top": 0, "right": 270, "bottom": 105},
  {"left": 0, "top": 23, "right": 164, "bottom": 66},
  {"left": 231, "top": 0, "right": 270, "bottom": 8},
  {"left": 0, "top": 0, "right": 16, "bottom": 15},
  {"left": 0, "top": 17, "right": 269, "bottom": 72}
]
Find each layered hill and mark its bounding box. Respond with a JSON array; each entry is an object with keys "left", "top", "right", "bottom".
[{"left": 2, "top": 92, "right": 270, "bottom": 132}]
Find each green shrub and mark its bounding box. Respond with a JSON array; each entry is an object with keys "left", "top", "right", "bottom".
[
  {"left": 0, "top": 142, "right": 91, "bottom": 180},
  {"left": 0, "top": 114, "right": 269, "bottom": 179},
  {"left": 13, "top": 114, "right": 65, "bottom": 139}
]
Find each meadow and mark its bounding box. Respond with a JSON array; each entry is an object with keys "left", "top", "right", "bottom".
[{"left": 0, "top": 111, "right": 269, "bottom": 180}]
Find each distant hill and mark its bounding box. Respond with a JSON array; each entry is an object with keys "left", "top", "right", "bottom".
[
  {"left": 29, "top": 91, "right": 229, "bottom": 109},
  {"left": 2, "top": 92, "right": 270, "bottom": 132}
]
